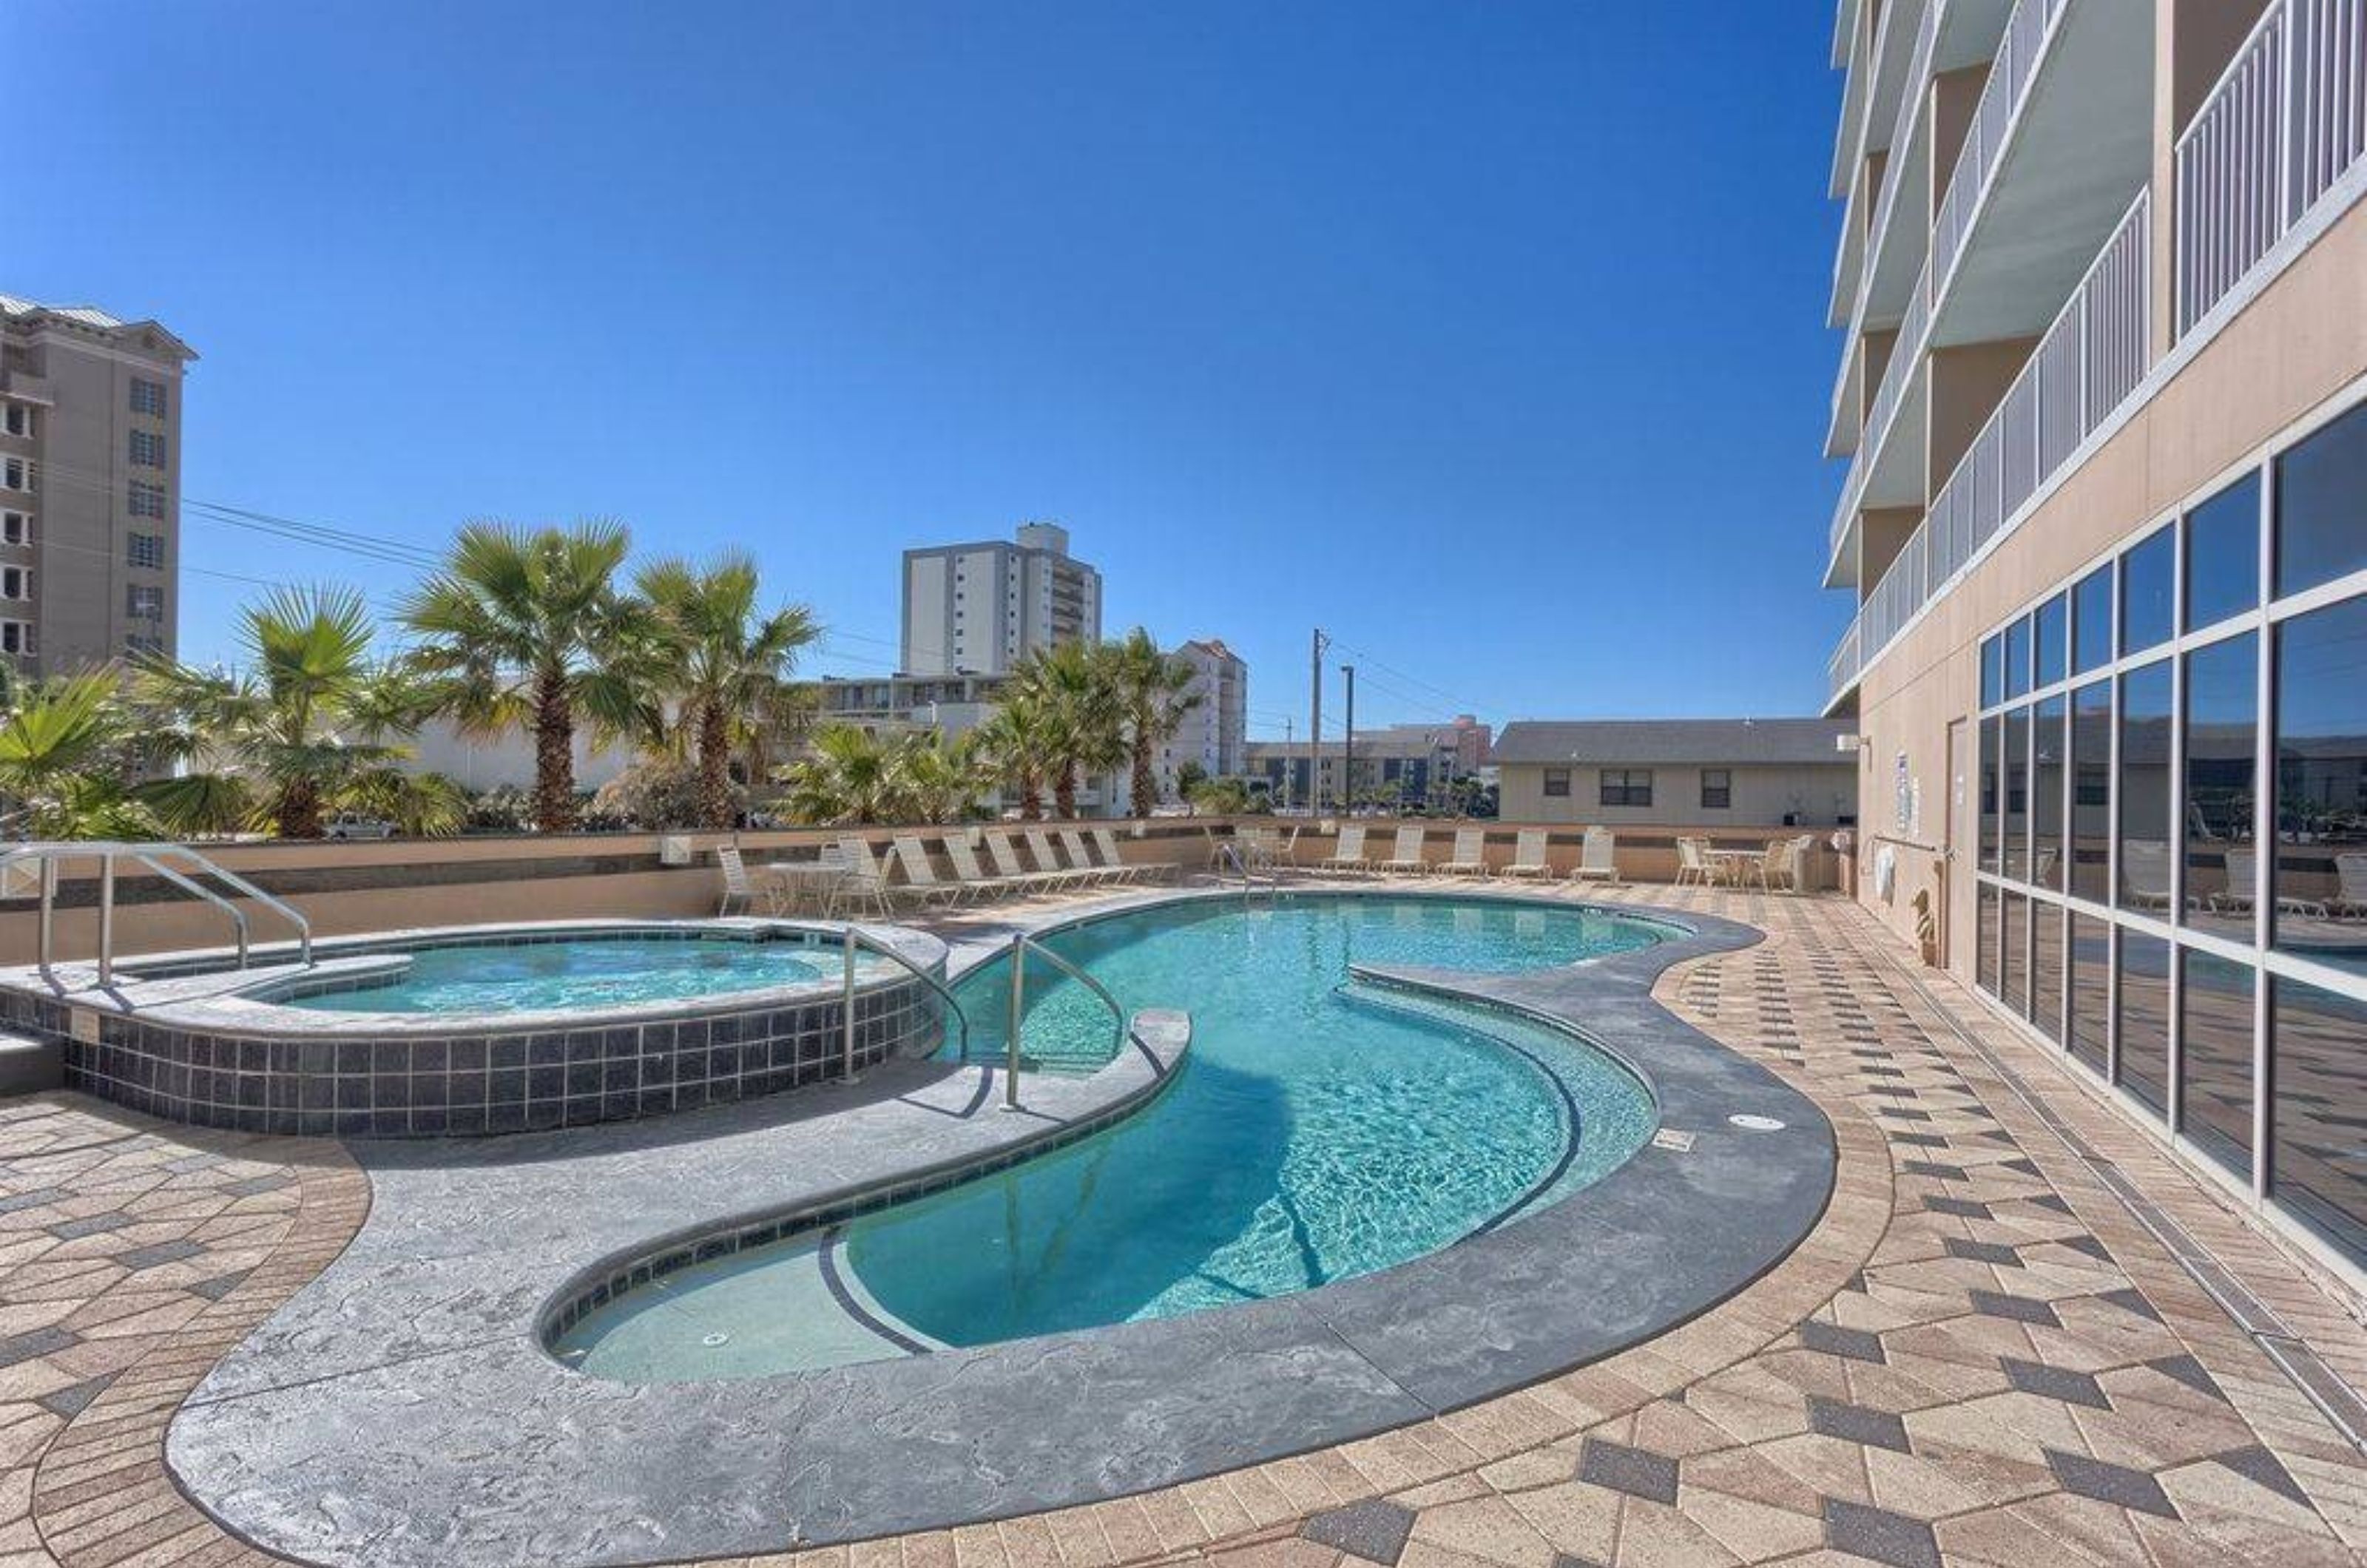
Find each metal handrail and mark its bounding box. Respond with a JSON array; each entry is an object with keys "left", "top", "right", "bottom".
[
  {"left": 1217, "top": 841, "right": 1276, "bottom": 899},
  {"left": 1003, "top": 931, "right": 1147, "bottom": 1111},
  {"left": 0, "top": 840, "right": 313, "bottom": 983},
  {"left": 837, "top": 925, "right": 970, "bottom": 1078}
]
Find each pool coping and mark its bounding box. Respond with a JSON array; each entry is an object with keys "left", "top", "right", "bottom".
[{"left": 163, "top": 889, "right": 1834, "bottom": 1568}]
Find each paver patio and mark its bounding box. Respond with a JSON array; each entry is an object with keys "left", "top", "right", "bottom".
[{"left": 1, "top": 885, "right": 2362, "bottom": 1567}]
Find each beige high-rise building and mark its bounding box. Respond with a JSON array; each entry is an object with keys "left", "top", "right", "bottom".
[
  {"left": 0, "top": 294, "right": 193, "bottom": 677},
  {"left": 901, "top": 521, "right": 1101, "bottom": 677},
  {"left": 1820, "top": 0, "right": 2366, "bottom": 1280}
]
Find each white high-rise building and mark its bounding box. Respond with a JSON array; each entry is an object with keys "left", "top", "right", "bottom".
[
  {"left": 1159, "top": 638, "right": 1248, "bottom": 797},
  {"left": 900, "top": 521, "right": 1101, "bottom": 677}
]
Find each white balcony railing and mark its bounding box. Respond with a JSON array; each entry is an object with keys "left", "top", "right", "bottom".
[
  {"left": 1831, "top": 190, "right": 2152, "bottom": 703},
  {"left": 2177, "top": 0, "right": 2367, "bottom": 333}
]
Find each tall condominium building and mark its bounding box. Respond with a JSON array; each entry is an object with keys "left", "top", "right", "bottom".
[
  {"left": 1158, "top": 638, "right": 1248, "bottom": 796},
  {"left": 0, "top": 294, "right": 193, "bottom": 675},
  {"left": 900, "top": 521, "right": 1101, "bottom": 677},
  {"left": 1819, "top": 0, "right": 2366, "bottom": 1278}
]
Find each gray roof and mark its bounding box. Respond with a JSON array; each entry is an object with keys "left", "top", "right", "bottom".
[
  {"left": 1, "top": 293, "right": 125, "bottom": 328},
  {"left": 1495, "top": 718, "right": 1854, "bottom": 767}
]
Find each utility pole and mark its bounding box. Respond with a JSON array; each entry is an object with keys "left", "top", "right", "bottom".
[
  {"left": 1340, "top": 664, "right": 1357, "bottom": 817},
  {"left": 1309, "top": 629, "right": 1329, "bottom": 815},
  {"left": 1280, "top": 718, "right": 1293, "bottom": 812}
]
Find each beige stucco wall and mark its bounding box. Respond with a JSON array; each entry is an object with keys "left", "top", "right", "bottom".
[
  {"left": 1847, "top": 195, "right": 2367, "bottom": 973},
  {"left": 1496, "top": 763, "right": 1857, "bottom": 828}
]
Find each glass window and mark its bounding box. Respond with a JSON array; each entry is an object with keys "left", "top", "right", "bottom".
[
  {"left": 0, "top": 513, "right": 23, "bottom": 546},
  {"left": 1700, "top": 769, "right": 1731, "bottom": 810},
  {"left": 1542, "top": 768, "right": 1570, "bottom": 799},
  {"left": 2118, "top": 931, "right": 2172, "bottom": 1115},
  {"left": 2032, "top": 900, "right": 2064, "bottom": 1040},
  {"left": 2033, "top": 696, "right": 2065, "bottom": 890},
  {"left": 2184, "top": 633, "right": 2258, "bottom": 939},
  {"left": 2181, "top": 949, "right": 2255, "bottom": 1177},
  {"left": 1981, "top": 634, "right": 2003, "bottom": 709},
  {"left": 129, "top": 377, "right": 166, "bottom": 417},
  {"left": 2001, "top": 893, "right": 2027, "bottom": 1016},
  {"left": 128, "top": 481, "right": 166, "bottom": 519},
  {"left": 2005, "top": 617, "right": 2031, "bottom": 700},
  {"left": 1979, "top": 717, "right": 2001, "bottom": 873},
  {"left": 2276, "top": 400, "right": 2367, "bottom": 598},
  {"left": 2069, "top": 914, "right": 2110, "bottom": 1073},
  {"left": 2069, "top": 681, "right": 2113, "bottom": 902},
  {"left": 2275, "top": 596, "right": 2367, "bottom": 976},
  {"left": 2118, "top": 663, "right": 2174, "bottom": 911},
  {"left": 2003, "top": 706, "right": 2030, "bottom": 880},
  {"left": 2035, "top": 594, "right": 2067, "bottom": 689},
  {"left": 2185, "top": 473, "right": 2260, "bottom": 631},
  {"left": 1977, "top": 884, "right": 2001, "bottom": 996},
  {"left": 1599, "top": 770, "right": 1651, "bottom": 807},
  {"left": 127, "top": 533, "right": 165, "bottom": 570},
  {"left": 2073, "top": 564, "right": 2113, "bottom": 675},
  {"left": 2272, "top": 976, "right": 2367, "bottom": 1268},
  {"left": 2122, "top": 526, "right": 2175, "bottom": 654}
]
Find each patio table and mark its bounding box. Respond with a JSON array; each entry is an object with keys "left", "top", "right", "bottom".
[{"left": 765, "top": 862, "right": 848, "bottom": 916}]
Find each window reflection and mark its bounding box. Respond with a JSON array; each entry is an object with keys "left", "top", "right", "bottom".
[
  {"left": 2004, "top": 707, "right": 2030, "bottom": 881},
  {"left": 2119, "top": 663, "right": 2174, "bottom": 912},
  {"left": 2272, "top": 976, "right": 2367, "bottom": 1267},
  {"left": 2073, "top": 564, "right": 2113, "bottom": 675},
  {"left": 2180, "top": 949, "right": 2254, "bottom": 1177},
  {"left": 2002, "top": 892, "right": 2027, "bottom": 1016},
  {"left": 2184, "top": 635, "right": 2258, "bottom": 939},
  {"left": 2036, "top": 595, "right": 2067, "bottom": 689},
  {"left": 2006, "top": 617, "right": 2031, "bottom": 700},
  {"left": 2275, "top": 596, "right": 2367, "bottom": 978},
  {"left": 2275, "top": 401, "right": 2367, "bottom": 598},
  {"left": 1979, "top": 716, "right": 2000, "bottom": 874},
  {"left": 2070, "top": 681, "right": 2112, "bottom": 901},
  {"left": 2123, "top": 526, "right": 2175, "bottom": 655},
  {"left": 1978, "top": 883, "right": 2000, "bottom": 995},
  {"left": 2032, "top": 900, "right": 2064, "bottom": 1041},
  {"left": 2070, "top": 914, "right": 2110, "bottom": 1073},
  {"left": 1982, "top": 634, "right": 2003, "bottom": 709},
  {"left": 2033, "top": 696, "right": 2064, "bottom": 890},
  {"left": 2118, "top": 932, "right": 2170, "bottom": 1116},
  {"left": 2184, "top": 473, "right": 2260, "bottom": 632}
]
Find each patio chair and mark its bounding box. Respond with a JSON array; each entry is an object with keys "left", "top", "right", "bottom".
[
  {"left": 889, "top": 836, "right": 970, "bottom": 908},
  {"left": 1502, "top": 828, "right": 1553, "bottom": 878},
  {"left": 2121, "top": 839, "right": 2176, "bottom": 910},
  {"left": 2335, "top": 852, "right": 2367, "bottom": 919},
  {"left": 715, "top": 843, "right": 774, "bottom": 917},
  {"left": 828, "top": 838, "right": 898, "bottom": 920},
  {"left": 1379, "top": 826, "right": 1429, "bottom": 876},
  {"left": 2211, "top": 844, "right": 2330, "bottom": 919},
  {"left": 1440, "top": 828, "right": 1488, "bottom": 877},
  {"left": 1270, "top": 825, "right": 1302, "bottom": 868},
  {"left": 1024, "top": 828, "right": 1099, "bottom": 888},
  {"left": 943, "top": 835, "right": 1022, "bottom": 902},
  {"left": 1317, "top": 824, "right": 1373, "bottom": 876},
  {"left": 1061, "top": 828, "right": 1134, "bottom": 885},
  {"left": 1673, "top": 837, "right": 1711, "bottom": 888},
  {"left": 1093, "top": 828, "right": 1171, "bottom": 884},
  {"left": 1567, "top": 827, "right": 1618, "bottom": 883},
  {"left": 1788, "top": 834, "right": 1816, "bottom": 893},
  {"left": 988, "top": 831, "right": 1078, "bottom": 892}
]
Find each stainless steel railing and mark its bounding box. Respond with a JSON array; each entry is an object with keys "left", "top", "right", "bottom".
[
  {"left": 0, "top": 840, "right": 312, "bottom": 984},
  {"left": 1003, "top": 932, "right": 1146, "bottom": 1111},
  {"left": 837, "top": 925, "right": 970, "bottom": 1081}
]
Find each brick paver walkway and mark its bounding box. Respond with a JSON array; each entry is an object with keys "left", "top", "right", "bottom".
[{"left": 0, "top": 887, "right": 2362, "bottom": 1566}]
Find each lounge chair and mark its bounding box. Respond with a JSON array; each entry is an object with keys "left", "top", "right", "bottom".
[
  {"left": 716, "top": 843, "right": 776, "bottom": 917},
  {"left": 1061, "top": 828, "right": 1134, "bottom": 885},
  {"left": 1440, "top": 828, "right": 1488, "bottom": 877},
  {"left": 943, "top": 835, "right": 1022, "bottom": 902},
  {"left": 1673, "top": 837, "right": 1711, "bottom": 888},
  {"left": 1093, "top": 827, "right": 1170, "bottom": 883},
  {"left": 2335, "top": 852, "right": 2367, "bottom": 919},
  {"left": 1317, "top": 824, "right": 1373, "bottom": 876},
  {"left": 1502, "top": 828, "right": 1553, "bottom": 878},
  {"left": 1379, "top": 826, "right": 1429, "bottom": 876},
  {"left": 1025, "top": 828, "right": 1102, "bottom": 889},
  {"left": 1567, "top": 827, "right": 1618, "bottom": 884},
  {"left": 2211, "top": 845, "right": 2329, "bottom": 918},
  {"left": 828, "top": 838, "right": 898, "bottom": 919},
  {"left": 2121, "top": 839, "right": 2176, "bottom": 911},
  {"left": 890, "top": 836, "right": 970, "bottom": 908},
  {"left": 987, "top": 831, "right": 1078, "bottom": 892}
]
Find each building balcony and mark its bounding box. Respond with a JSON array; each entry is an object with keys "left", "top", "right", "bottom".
[
  {"left": 1829, "top": 0, "right": 1942, "bottom": 331},
  {"left": 0, "top": 373, "right": 51, "bottom": 407}
]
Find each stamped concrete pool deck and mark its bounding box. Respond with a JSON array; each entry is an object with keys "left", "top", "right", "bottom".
[{"left": 1, "top": 882, "right": 2363, "bottom": 1567}]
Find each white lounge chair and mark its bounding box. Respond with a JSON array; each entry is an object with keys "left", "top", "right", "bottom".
[
  {"left": 1318, "top": 825, "right": 1373, "bottom": 876},
  {"left": 1567, "top": 827, "right": 1618, "bottom": 884},
  {"left": 1061, "top": 828, "right": 1133, "bottom": 885},
  {"left": 1440, "top": 828, "right": 1488, "bottom": 877},
  {"left": 2121, "top": 839, "right": 2176, "bottom": 910},
  {"left": 890, "top": 836, "right": 970, "bottom": 908},
  {"left": 2212, "top": 844, "right": 2329, "bottom": 918},
  {"left": 943, "top": 836, "right": 1022, "bottom": 902},
  {"left": 1093, "top": 827, "right": 1169, "bottom": 884},
  {"left": 2335, "top": 852, "right": 2367, "bottom": 919},
  {"left": 988, "top": 831, "right": 1078, "bottom": 892},
  {"left": 1502, "top": 828, "right": 1553, "bottom": 878},
  {"left": 1025, "top": 828, "right": 1101, "bottom": 888},
  {"left": 1380, "top": 826, "right": 1429, "bottom": 876},
  {"left": 716, "top": 843, "right": 774, "bottom": 916},
  {"left": 1673, "top": 837, "right": 1711, "bottom": 888}
]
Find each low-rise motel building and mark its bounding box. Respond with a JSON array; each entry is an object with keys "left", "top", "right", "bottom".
[
  {"left": 1493, "top": 719, "right": 1859, "bottom": 828},
  {"left": 1817, "top": 0, "right": 2367, "bottom": 1282}
]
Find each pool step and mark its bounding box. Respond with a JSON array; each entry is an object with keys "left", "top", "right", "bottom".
[{"left": 0, "top": 1032, "right": 63, "bottom": 1098}]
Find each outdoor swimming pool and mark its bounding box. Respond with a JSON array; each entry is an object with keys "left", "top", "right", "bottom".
[
  {"left": 556, "top": 895, "right": 1668, "bottom": 1379},
  {"left": 285, "top": 932, "right": 879, "bottom": 1016}
]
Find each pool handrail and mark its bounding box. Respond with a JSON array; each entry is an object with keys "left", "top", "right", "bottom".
[
  {"left": 1004, "top": 931, "right": 1154, "bottom": 1111},
  {"left": 838, "top": 924, "right": 970, "bottom": 1075},
  {"left": 0, "top": 839, "right": 313, "bottom": 983}
]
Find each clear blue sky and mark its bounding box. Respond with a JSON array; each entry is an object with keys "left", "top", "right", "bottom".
[{"left": 18, "top": 0, "right": 1847, "bottom": 739}]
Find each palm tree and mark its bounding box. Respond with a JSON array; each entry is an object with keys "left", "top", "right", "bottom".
[
  {"left": 398, "top": 521, "right": 650, "bottom": 832},
  {"left": 899, "top": 731, "right": 990, "bottom": 825},
  {"left": 636, "top": 552, "right": 819, "bottom": 830},
  {"left": 132, "top": 587, "right": 456, "bottom": 839},
  {"left": 774, "top": 724, "right": 913, "bottom": 825},
  {"left": 973, "top": 700, "right": 1054, "bottom": 820},
  {"left": 1107, "top": 629, "right": 1202, "bottom": 819},
  {"left": 0, "top": 671, "right": 161, "bottom": 839},
  {"left": 1007, "top": 641, "right": 1125, "bottom": 819}
]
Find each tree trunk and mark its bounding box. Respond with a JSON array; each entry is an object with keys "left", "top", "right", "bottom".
[
  {"left": 696, "top": 699, "right": 735, "bottom": 830},
  {"left": 1130, "top": 737, "right": 1155, "bottom": 820},
  {"left": 533, "top": 669, "right": 578, "bottom": 832},
  {"left": 277, "top": 777, "right": 324, "bottom": 840},
  {"left": 1019, "top": 768, "right": 1042, "bottom": 821},
  {"left": 1053, "top": 766, "right": 1077, "bottom": 820}
]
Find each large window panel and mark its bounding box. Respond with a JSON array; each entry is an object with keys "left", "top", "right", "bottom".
[
  {"left": 1980, "top": 717, "right": 2001, "bottom": 874},
  {"left": 2118, "top": 931, "right": 2172, "bottom": 1117},
  {"left": 2179, "top": 949, "right": 2255, "bottom": 1178},
  {"left": 2118, "top": 663, "right": 2174, "bottom": 911},
  {"left": 2036, "top": 594, "right": 2067, "bottom": 689},
  {"left": 2005, "top": 617, "right": 2031, "bottom": 701},
  {"left": 2033, "top": 696, "right": 2065, "bottom": 890},
  {"left": 2184, "top": 473, "right": 2260, "bottom": 632},
  {"left": 2073, "top": 564, "right": 2113, "bottom": 675},
  {"left": 2004, "top": 707, "right": 2031, "bottom": 882},
  {"left": 2070, "top": 680, "right": 2113, "bottom": 902},
  {"left": 2123, "top": 526, "right": 2175, "bottom": 655},
  {"left": 2002, "top": 892, "right": 2027, "bottom": 1017},
  {"left": 1978, "top": 883, "right": 2001, "bottom": 996},
  {"left": 1981, "top": 634, "right": 2004, "bottom": 710},
  {"left": 2272, "top": 976, "right": 2367, "bottom": 1269},
  {"left": 2276, "top": 401, "right": 2367, "bottom": 599},
  {"left": 2275, "top": 595, "right": 2367, "bottom": 979},
  {"left": 2032, "top": 899, "right": 2064, "bottom": 1042},
  {"left": 2069, "top": 914, "right": 2110, "bottom": 1073},
  {"left": 2184, "top": 634, "right": 2258, "bottom": 939}
]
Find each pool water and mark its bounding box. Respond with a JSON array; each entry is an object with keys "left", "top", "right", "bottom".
[
  {"left": 557, "top": 896, "right": 1664, "bottom": 1379},
  {"left": 287, "top": 935, "right": 869, "bottom": 1016}
]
